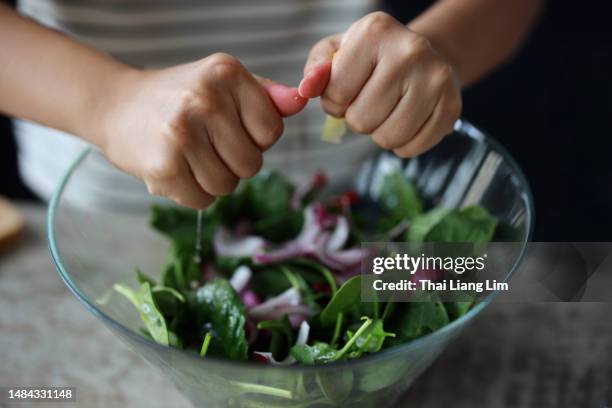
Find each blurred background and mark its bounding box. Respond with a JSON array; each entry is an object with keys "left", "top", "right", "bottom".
[{"left": 1, "top": 0, "right": 610, "bottom": 240}]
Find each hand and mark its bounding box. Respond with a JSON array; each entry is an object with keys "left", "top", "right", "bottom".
[
  {"left": 95, "top": 53, "right": 307, "bottom": 209},
  {"left": 299, "top": 12, "right": 462, "bottom": 158}
]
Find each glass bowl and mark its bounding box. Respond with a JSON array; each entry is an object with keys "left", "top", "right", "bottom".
[{"left": 47, "top": 120, "right": 533, "bottom": 407}]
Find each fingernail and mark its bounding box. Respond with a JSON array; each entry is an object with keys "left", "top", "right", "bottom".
[{"left": 298, "top": 78, "right": 308, "bottom": 98}]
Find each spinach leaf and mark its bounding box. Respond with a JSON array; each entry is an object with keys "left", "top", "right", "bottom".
[
  {"left": 288, "top": 258, "right": 337, "bottom": 297},
  {"left": 444, "top": 300, "right": 473, "bottom": 320},
  {"left": 379, "top": 171, "right": 423, "bottom": 222},
  {"left": 254, "top": 211, "right": 303, "bottom": 243},
  {"left": 407, "top": 205, "right": 498, "bottom": 243},
  {"left": 320, "top": 276, "right": 362, "bottom": 327},
  {"left": 192, "top": 279, "right": 248, "bottom": 360},
  {"left": 114, "top": 282, "right": 170, "bottom": 346},
  {"left": 135, "top": 267, "right": 156, "bottom": 286},
  {"left": 348, "top": 319, "right": 395, "bottom": 356},
  {"left": 257, "top": 316, "right": 294, "bottom": 361},
  {"left": 426, "top": 205, "right": 498, "bottom": 243},
  {"left": 245, "top": 170, "right": 294, "bottom": 219},
  {"left": 249, "top": 266, "right": 292, "bottom": 297},
  {"left": 388, "top": 294, "right": 449, "bottom": 342},
  {"left": 290, "top": 343, "right": 340, "bottom": 365},
  {"left": 291, "top": 317, "right": 377, "bottom": 364},
  {"left": 405, "top": 207, "right": 452, "bottom": 242},
  {"left": 150, "top": 205, "right": 219, "bottom": 259},
  {"left": 160, "top": 244, "right": 200, "bottom": 290}
]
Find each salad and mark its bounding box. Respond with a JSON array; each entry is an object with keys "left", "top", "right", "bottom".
[{"left": 112, "top": 169, "right": 499, "bottom": 365}]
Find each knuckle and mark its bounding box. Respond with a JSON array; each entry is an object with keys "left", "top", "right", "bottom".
[
  {"left": 164, "top": 117, "right": 194, "bottom": 150},
  {"left": 178, "top": 89, "right": 202, "bottom": 109},
  {"left": 259, "top": 118, "right": 284, "bottom": 149},
  {"left": 397, "top": 36, "right": 431, "bottom": 65},
  {"left": 198, "top": 98, "right": 221, "bottom": 117},
  {"left": 208, "top": 53, "right": 243, "bottom": 80},
  {"left": 360, "top": 12, "right": 394, "bottom": 36},
  {"left": 321, "top": 97, "right": 347, "bottom": 118},
  {"left": 144, "top": 157, "right": 178, "bottom": 183},
  {"left": 393, "top": 145, "right": 414, "bottom": 159},
  {"left": 435, "top": 64, "right": 453, "bottom": 87},
  {"left": 372, "top": 131, "right": 396, "bottom": 150},
  {"left": 345, "top": 108, "right": 375, "bottom": 135}
]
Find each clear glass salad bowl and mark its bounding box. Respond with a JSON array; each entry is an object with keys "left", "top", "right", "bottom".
[{"left": 47, "top": 120, "right": 533, "bottom": 407}]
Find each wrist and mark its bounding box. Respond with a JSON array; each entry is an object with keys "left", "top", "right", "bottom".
[{"left": 73, "top": 63, "right": 143, "bottom": 151}]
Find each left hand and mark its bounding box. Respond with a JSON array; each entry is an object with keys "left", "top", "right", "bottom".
[{"left": 299, "top": 12, "right": 462, "bottom": 158}]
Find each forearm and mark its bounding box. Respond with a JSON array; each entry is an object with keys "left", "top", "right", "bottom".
[
  {"left": 0, "top": 3, "right": 136, "bottom": 148},
  {"left": 409, "top": 0, "right": 544, "bottom": 87}
]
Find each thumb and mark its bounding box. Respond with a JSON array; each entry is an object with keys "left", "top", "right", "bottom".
[
  {"left": 256, "top": 76, "right": 308, "bottom": 117},
  {"left": 298, "top": 34, "right": 341, "bottom": 99}
]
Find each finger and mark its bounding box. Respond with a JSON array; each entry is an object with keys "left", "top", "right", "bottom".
[
  {"left": 256, "top": 76, "right": 308, "bottom": 117},
  {"left": 235, "top": 75, "right": 285, "bottom": 150},
  {"left": 206, "top": 106, "right": 263, "bottom": 179},
  {"left": 302, "top": 34, "right": 340, "bottom": 78},
  {"left": 370, "top": 78, "right": 438, "bottom": 150},
  {"left": 183, "top": 126, "right": 239, "bottom": 196},
  {"left": 298, "top": 60, "right": 332, "bottom": 99},
  {"left": 149, "top": 156, "right": 215, "bottom": 209},
  {"left": 343, "top": 56, "right": 405, "bottom": 134},
  {"left": 321, "top": 31, "right": 377, "bottom": 117},
  {"left": 393, "top": 92, "right": 458, "bottom": 158}
]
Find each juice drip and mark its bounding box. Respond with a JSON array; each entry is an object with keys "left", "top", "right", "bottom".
[{"left": 194, "top": 209, "right": 203, "bottom": 264}]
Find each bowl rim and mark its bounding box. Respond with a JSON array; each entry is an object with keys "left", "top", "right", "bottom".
[{"left": 47, "top": 119, "right": 534, "bottom": 372}]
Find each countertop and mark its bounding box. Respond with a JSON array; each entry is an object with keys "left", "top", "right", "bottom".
[{"left": 1, "top": 204, "right": 611, "bottom": 408}]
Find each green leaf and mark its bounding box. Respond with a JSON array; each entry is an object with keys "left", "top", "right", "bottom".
[
  {"left": 193, "top": 279, "right": 248, "bottom": 360},
  {"left": 290, "top": 343, "right": 340, "bottom": 365},
  {"left": 150, "top": 205, "right": 219, "bottom": 260},
  {"left": 114, "top": 282, "right": 170, "bottom": 346},
  {"left": 292, "top": 318, "right": 376, "bottom": 365},
  {"left": 406, "top": 205, "right": 498, "bottom": 243},
  {"left": 445, "top": 300, "right": 473, "bottom": 320},
  {"left": 257, "top": 316, "right": 294, "bottom": 361},
  {"left": 254, "top": 211, "right": 303, "bottom": 243},
  {"left": 320, "top": 276, "right": 361, "bottom": 327},
  {"left": 244, "top": 170, "right": 294, "bottom": 219},
  {"left": 160, "top": 244, "right": 200, "bottom": 290},
  {"left": 135, "top": 267, "right": 156, "bottom": 286},
  {"left": 350, "top": 319, "right": 395, "bottom": 355},
  {"left": 249, "top": 266, "right": 292, "bottom": 297},
  {"left": 425, "top": 205, "right": 498, "bottom": 243},
  {"left": 380, "top": 171, "right": 423, "bottom": 222},
  {"left": 406, "top": 207, "right": 452, "bottom": 242},
  {"left": 388, "top": 294, "right": 450, "bottom": 342},
  {"left": 288, "top": 258, "right": 338, "bottom": 297}
]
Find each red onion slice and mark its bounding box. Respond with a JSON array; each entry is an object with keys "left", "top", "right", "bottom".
[
  {"left": 326, "top": 215, "right": 349, "bottom": 251},
  {"left": 213, "top": 226, "right": 266, "bottom": 258},
  {"left": 229, "top": 265, "right": 252, "bottom": 293}
]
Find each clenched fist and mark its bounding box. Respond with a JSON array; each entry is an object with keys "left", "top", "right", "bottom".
[
  {"left": 299, "top": 12, "right": 462, "bottom": 158},
  {"left": 96, "top": 53, "right": 307, "bottom": 209}
]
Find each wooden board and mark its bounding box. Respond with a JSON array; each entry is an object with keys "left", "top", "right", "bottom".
[{"left": 0, "top": 197, "right": 24, "bottom": 250}]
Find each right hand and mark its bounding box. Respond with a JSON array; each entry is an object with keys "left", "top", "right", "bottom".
[{"left": 95, "top": 53, "right": 307, "bottom": 209}]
